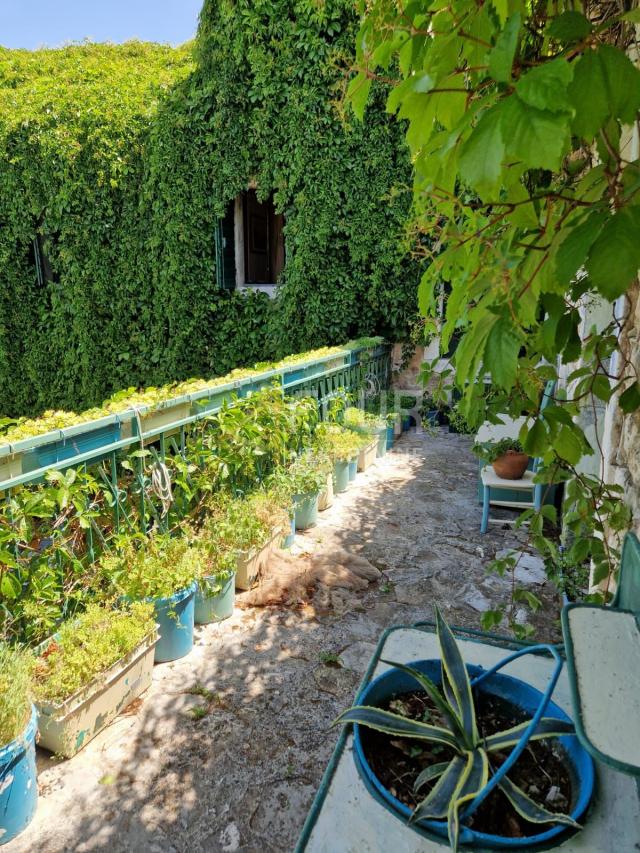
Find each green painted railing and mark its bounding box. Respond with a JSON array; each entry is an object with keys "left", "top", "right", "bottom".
[{"left": 0, "top": 342, "right": 391, "bottom": 495}]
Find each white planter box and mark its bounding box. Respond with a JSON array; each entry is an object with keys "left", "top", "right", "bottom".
[
  {"left": 35, "top": 630, "right": 158, "bottom": 758},
  {"left": 235, "top": 528, "right": 282, "bottom": 590},
  {"left": 318, "top": 472, "right": 334, "bottom": 511},
  {"left": 357, "top": 440, "right": 377, "bottom": 472}
]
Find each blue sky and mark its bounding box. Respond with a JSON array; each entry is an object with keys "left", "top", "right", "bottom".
[{"left": 1, "top": 0, "right": 203, "bottom": 49}]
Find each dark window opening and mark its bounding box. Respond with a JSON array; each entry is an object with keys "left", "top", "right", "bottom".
[
  {"left": 242, "top": 190, "right": 284, "bottom": 285},
  {"left": 31, "top": 232, "right": 60, "bottom": 286}
]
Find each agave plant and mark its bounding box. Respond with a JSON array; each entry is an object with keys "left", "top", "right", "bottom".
[{"left": 336, "top": 608, "right": 580, "bottom": 850}]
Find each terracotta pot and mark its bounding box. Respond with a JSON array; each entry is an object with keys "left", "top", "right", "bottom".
[{"left": 492, "top": 450, "right": 529, "bottom": 480}]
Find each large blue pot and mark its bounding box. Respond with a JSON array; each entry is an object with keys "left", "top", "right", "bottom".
[
  {"left": 150, "top": 582, "right": 196, "bottom": 662},
  {"left": 294, "top": 492, "right": 319, "bottom": 530},
  {"left": 194, "top": 574, "right": 235, "bottom": 624},
  {"left": 0, "top": 706, "right": 38, "bottom": 845},
  {"left": 334, "top": 460, "right": 350, "bottom": 493},
  {"left": 385, "top": 426, "right": 394, "bottom": 450},
  {"left": 352, "top": 660, "right": 594, "bottom": 849}
]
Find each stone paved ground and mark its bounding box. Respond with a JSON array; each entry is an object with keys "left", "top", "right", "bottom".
[{"left": 8, "top": 428, "right": 561, "bottom": 853}]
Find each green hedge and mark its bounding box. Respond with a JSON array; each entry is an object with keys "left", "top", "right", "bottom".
[{"left": 0, "top": 2, "right": 419, "bottom": 419}]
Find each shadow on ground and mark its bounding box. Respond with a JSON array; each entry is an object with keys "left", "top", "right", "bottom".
[{"left": 8, "top": 428, "right": 561, "bottom": 853}]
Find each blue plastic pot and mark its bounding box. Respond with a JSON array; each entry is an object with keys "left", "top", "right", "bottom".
[
  {"left": 375, "top": 429, "right": 387, "bottom": 458},
  {"left": 352, "top": 660, "right": 594, "bottom": 849},
  {"left": 385, "top": 425, "right": 394, "bottom": 450},
  {"left": 150, "top": 582, "right": 196, "bottom": 662},
  {"left": 423, "top": 409, "right": 439, "bottom": 426},
  {"left": 0, "top": 706, "right": 38, "bottom": 845},
  {"left": 282, "top": 515, "right": 296, "bottom": 548},
  {"left": 348, "top": 458, "right": 357, "bottom": 481},
  {"left": 194, "top": 574, "right": 235, "bottom": 624},
  {"left": 334, "top": 460, "right": 350, "bottom": 493},
  {"left": 401, "top": 415, "right": 411, "bottom": 432},
  {"left": 294, "top": 492, "right": 319, "bottom": 530}
]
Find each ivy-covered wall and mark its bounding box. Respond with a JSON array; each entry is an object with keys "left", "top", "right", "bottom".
[{"left": 0, "top": 0, "right": 418, "bottom": 418}]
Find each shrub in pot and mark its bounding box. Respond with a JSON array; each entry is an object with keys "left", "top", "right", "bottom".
[
  {"left": 336, "top": 608, "right": 593, "bottom": 851},
  {"left": 192, "top": 549, "right": 237, "bottom": 624},
  {"left": 288, "top": 451, "right": 328, "bottom": 530},
  {"left": 201, "top": 489, "right": 289, "bottom": 589},
  {"left": 474, "top": 438, "right": 530, "bottom": 480},
  {"left": 447, "top": 405, "right": 473, "bottom": 435},
  {"left": 0, "top": 643, "right": 37, "bottom": 844},
  {"left": 343, "top": 407, "right": 387, "bottom": 457},
  {"left": 100, "top": 536, "right": 199, "bottom": 663},
  {"left": 315, "top": 425, "right": 362, "bottom": 493},
  {"left": 419, "top": 395, "right": 442, "bottom": 427},
  {"left": 384, "top": 412, "right": 400, "bottom": 449},
  {"left": 33, "top": 603, "right": 157, "bottom": 757}
]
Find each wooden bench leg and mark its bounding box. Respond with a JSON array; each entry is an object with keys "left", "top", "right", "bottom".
[{"left": 481, "top": 485, "right": 490, "bottom": 534}]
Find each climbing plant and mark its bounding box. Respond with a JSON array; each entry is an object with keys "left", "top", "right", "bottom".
[
  {"left": 350, "top": 0, "right": 640, "bottom": 633},
  {"left": 0, "top": 2, "right": 419, "bottom": 418}
]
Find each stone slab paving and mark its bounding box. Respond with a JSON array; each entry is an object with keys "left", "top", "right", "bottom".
[{"left": 7, "top": 428, "right": 561, "bottom": 853}]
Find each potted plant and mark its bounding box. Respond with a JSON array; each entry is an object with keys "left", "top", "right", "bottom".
[
  {"left": 445, "top": 404, "right": 473, "bottom": 435},
  {"left": 202, "top": 490, "right": 289, "bottom": 590},
  {"left": 419, "top": 394, "right": 441, "bottom": 427},
  {"left": 264, "top": 469, "right": 298, "bottom": 549},
  {"left": 0, "top": 643, "right": 37, "bottom": 844},
  {"left": 399, "top": 394, "right": 417, "bottom": 431},
  {"left": 384, "top": 412, "right": 400, "bottom": 450},
  {"left": 193, "top": 548, "right": 237, "bottom": 624},
  {"left": 315, "top": 425, "right": 362, "bottom": 494},
  {"left": 100, "top": 535, "right": 199, "bottom": 663},
  {"left": 336, "top": 608, "right": 594, "bottom": 851},
  {"left": 33, "top": 603, "right": 157, "bottom": 758},
  {"left": 288, "top": 451, "right": 328, "bottom": 530},
  {"left": 474, "top": 438, "right": 530, "bottom": 480},
  {"left": 344, "top": 407, "right": 387, "bottom": 458}
]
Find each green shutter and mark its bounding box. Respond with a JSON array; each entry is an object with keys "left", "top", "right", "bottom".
[{"left": 215, "top": 202, "right": 237, "bottom": 292}]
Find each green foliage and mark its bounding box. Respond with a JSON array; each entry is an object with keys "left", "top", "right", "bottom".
[
  {"left": 32, "top": 603, "right": 155, "bottom": 704},
  {"left": 352, "top": 0, "right": 639, "bottom": 602},
  {"left": 314, "top": 423, "right": 364, "bottom": 461},
  {"left": 99, "top": 535, "right": 199, "bottom": 600},
  {"left": 336, "top": 608, "right": 578, "bottom": 850},
  {"left": 200, "top": 488, "right": 290, "bottom": 556},
  {"left": 473, "top": 438, "right": 525, "bottom": 464},
  {"left": 288, "top": 449, "right": 330, "bottom": 496},
  {"left": 0, "top": 642, "right": 33, "bottom": 745},
  {"left": 343, "top": 406, "right": 386, "bottom": 432},
  {"left": 200, "top": 388, "right": 319, "bottom": 494},
  {"left": 0, "top": 7, "right": 418, "bottom": 418},
  {"left": 0, "top": 388, "right": 325, "bottom": 643}
]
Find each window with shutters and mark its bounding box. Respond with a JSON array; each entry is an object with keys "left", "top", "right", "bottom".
[{"left": 215, "top": 190, "right": 284, "bottom": 296}]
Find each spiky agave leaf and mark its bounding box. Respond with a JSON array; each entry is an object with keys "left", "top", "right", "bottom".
[
  {"left": 435, "top": 606, "right": 478, "bottom": 748},
  {"left": 447, "top": 749, "right": 490, "bottom": 852},
  {"left": 499, "top": 773, "right": 581, "bottom": 829},
  {"left": 484, "top": 717, "right": 575, "bottom": 752},
  {"left": 335, "top": 706, "right": 460, "bottom": 749},
  {"left": 413, "top": 761, "right": 450, "bottom": 793},
  {"left": 380, "top": 657, "right": 463, "bottom": 739},
  {"left": 411, "top": 755, "right": 469, "bottom": 822}
]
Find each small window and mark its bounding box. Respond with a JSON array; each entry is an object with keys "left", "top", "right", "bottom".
[
  {"left": 30, "top": 231, "right": 59, "bottom": 287},
  {"left": 242, "top": 190, "right": 284, "bottom": 285},
  {"left": 215, "top": 190, "right": 286, "bottom": 295}
]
